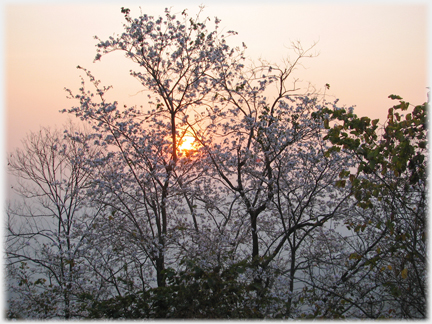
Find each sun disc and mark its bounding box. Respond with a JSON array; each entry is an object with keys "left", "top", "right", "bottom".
[{"left": 179, "top": 136, "right": 195, "bottom": 151}]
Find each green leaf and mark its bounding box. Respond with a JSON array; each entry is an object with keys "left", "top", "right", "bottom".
[{"left": 388, "top": 94, "right": 403, "bottom": 100}]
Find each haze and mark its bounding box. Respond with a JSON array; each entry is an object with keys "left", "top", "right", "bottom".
[{"left": 5, "top": 2, "right": 428, "bottom": 152}]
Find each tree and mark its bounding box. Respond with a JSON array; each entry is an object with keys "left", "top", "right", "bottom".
[
  {"left": 191, "top": 60, "right": 357, "bottom": 314},
  {"left": 304, "top": 95, "right": 427, "bottom": 318},
  {"left": 6, "top": 126, "right": 105, "bottom": 319},
  {"left": 63, "top": 7, "right": 248, "bottom": 291}
]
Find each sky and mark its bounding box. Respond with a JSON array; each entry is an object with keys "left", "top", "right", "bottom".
[
  {"left": 4, "top": 1, "right": 429, "bottom": 152},
  {"left": 4, "top": 1, "right": 428, "bottom": 153}
]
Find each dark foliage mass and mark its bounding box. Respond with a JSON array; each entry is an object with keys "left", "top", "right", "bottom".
[{"left": 6, "top": 7, "right": 427, "bottom": 319}]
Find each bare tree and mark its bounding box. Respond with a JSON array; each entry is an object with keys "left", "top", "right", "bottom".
[{"left": 6, "top": 125, "right": 104, "bottom": 319}]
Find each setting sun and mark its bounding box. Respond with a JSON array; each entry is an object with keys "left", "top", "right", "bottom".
[{"left": 179, "top": 136, "right": 196, "bottom": 152}]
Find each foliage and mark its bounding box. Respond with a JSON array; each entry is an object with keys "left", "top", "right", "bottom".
[
  {"left": 309, "top": 95, "right": 428, "bottom": 318},
  {"left": 83, "top": 259, "right": 269, "bottom": 319}
]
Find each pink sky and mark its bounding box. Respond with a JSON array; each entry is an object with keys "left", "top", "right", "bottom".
[{"left": 5, "top": 2, "right": 428, "bottom": 152}]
